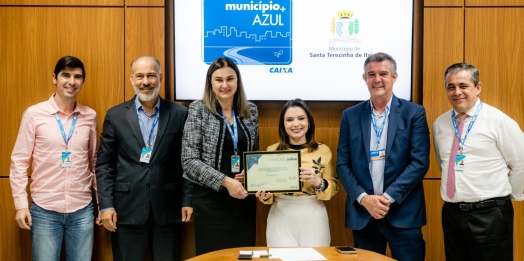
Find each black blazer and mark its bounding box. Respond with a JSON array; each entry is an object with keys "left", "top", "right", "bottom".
[{"left": 96, "top": 96, "right": 193, "bottom": 225}]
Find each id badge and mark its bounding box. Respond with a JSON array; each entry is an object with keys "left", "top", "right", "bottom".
[
  {"left": 231, "top": 155, "right": 240, "bottom": 173},
  {"left": 370, "top": 149, "right": 386, "bottom": 161},
  {"left": 455, "top": 154, "right": 466, "bottom": 172},
  {"left": 62, "top": 151, "right": 72, "bottom": 168},
  {"left": 140, "top": 147, "right": 153, "bottom": 163}
]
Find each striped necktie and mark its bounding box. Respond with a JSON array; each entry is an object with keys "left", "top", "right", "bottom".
[{"left": 446, "top": 113, "right": 466, "bottom": 199}]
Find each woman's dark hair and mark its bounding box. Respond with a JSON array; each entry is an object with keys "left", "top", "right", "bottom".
[{"left": 276, "top": 98, "right": 319, "bottom": 151}]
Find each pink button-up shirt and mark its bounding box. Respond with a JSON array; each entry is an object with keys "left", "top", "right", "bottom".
[{"left": 10, "top": 95, "right": 97, "bottom": 213}]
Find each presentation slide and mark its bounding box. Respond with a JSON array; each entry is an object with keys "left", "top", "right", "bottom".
[{"left": 174, "top": 0, "right": 414, "bottom": 101}]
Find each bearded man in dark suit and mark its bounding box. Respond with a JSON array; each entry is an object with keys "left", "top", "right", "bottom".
[{"left": 96, "top": 56, "right": 193, "bottom": 261}]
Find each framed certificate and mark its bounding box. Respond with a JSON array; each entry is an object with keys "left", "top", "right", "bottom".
[{"left": 244, "top": 151, "right": 302, "bottom": 194}]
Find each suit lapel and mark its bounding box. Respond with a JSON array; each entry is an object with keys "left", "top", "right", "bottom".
[
  {"left": 386, "top": 95, "right": 400, "bottom": 156},
  {"left": 150, "top": 98, "right": 170, "bottom": 160},
  {"left": 126, "top": 98, "right": 147, "bottom": 149},
  {"left": 361, "top": 100, "right": 372, "bottom": 162}
]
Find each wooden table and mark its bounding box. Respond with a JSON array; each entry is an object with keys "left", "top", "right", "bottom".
[{"left": 185, "top": 247, "right": 396, "bottom": 260}]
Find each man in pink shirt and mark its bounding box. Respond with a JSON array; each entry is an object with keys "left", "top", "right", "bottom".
[{"left": 10, "top": 56, "right": 99, "bottom": 261}]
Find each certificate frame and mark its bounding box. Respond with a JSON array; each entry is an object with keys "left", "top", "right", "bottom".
[{"left": 244, "top": 150, "right": 302, "bottom": 194}]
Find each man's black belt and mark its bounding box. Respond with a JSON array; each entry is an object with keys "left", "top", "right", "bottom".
[{"left": 451, "top": 195, "right": 511, "bottom": 211}]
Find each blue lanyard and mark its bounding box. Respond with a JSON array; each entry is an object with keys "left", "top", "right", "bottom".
[
  {"left": 451, "top": 102, "right": 483, "bottom": 151},
  {"left": 371, "top": 107, "right": 389, "bottom": 150},
  {"left": 223, "top": 110, "right": 238, "bottom": 154},
  {"left": 55, "top": 112, "right": 77, "bottom": 151},
  {"left": 137, "top": 108, "right": 160, "bottom": 148}
]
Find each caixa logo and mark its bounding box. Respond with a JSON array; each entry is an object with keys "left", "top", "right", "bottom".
[{"left": 269, "top": 67, "right": 293, "bottom": 73}]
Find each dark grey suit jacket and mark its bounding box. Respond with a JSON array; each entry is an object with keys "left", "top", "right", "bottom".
[{"left": 96, "top": 96, "right": 192, "bottom": 225}]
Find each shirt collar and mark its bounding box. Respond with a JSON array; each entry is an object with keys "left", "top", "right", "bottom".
[
  {"left": 135, "top": 96, "right": 160, "bottom": 115},
  {"left": 370, "top": 96, "right": 393, "bottom": 116},
  {"left": 453, "top": 99, "right": 481, "bottom": 117},
  {"left": 47, "top": 94, "right": 82, "bottom": 115}
]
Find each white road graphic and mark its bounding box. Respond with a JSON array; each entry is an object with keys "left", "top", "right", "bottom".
[{"left": 224, "top": 47, "right": 264, "bottom": 65}]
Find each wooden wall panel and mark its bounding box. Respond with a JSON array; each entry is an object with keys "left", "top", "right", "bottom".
[
  {"left": 165, "top": 0, "right": 175, "bottom": 100},
  {"left": 423, "top": 7, "right": 464, "bottom": 179},
  {"left": 255, "top": 199, "right": 272, "bottom": 246},
  {"left": 514, "top": 202, "right": 524, "bottom": 259},
  {"left": 316, "top": 128, "right": 342, "bottom": 166},
  {"left": 93, "top": 226, "right": 113, "bottom": 261},
  {"left": 421, "top": 6, "right": 524, "bottom": 261},
  {"left": 124, "top": 7, "right": 165, "bottom": 101},
  {"left": 181, "top": 223, "right": 196, "bottom": 260},
  {"left": 412, "top": 0, "right": 423, "bottom": 104},
  {"left": 259, "top": 127, "right": 279, "bottom": 151},
  {"left": 465, "top": 10, "right": 524, "bottom": 258},
  {"left": 424, "top": 0, "right": 463, "bottom": 6},
  {"left": 0, "top": 0, "right": 123, "bottom": 5},
  {"left": 466, "top": 0, "right": 524, "bottom": 6},
  {"left": 306, "top": 102, "right": 355, "bottom": 128},
  {"left": 0, "top": 178, "right": 31, "bottom": 260},
  {"left": 465, "top": 8, "right": 524, "bottom": 126},
  {"left": 126, "top": 0, "right": 163, "bottom": 6},
  {"left": 0, "top": 7, "right": 124, "bottom": 177},
  {"left": 255, "top": 101, "right": 285, "bottom": 128},
  {"left": 0, "top": 5, "right": 124, "bottom": 260},
  {"left": 422, "top": 180, "right": 445, "bottom": 261},
  {"left": 325, "top": 180, "right": 354, "bottom": 246}
]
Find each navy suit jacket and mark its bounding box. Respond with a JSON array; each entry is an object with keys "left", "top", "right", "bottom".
[
  {"left": 96, "top": 96, "right": 193, "bottom": 225},
  {"left": 336, "top": 95, "right": 429, "bottom": 230}
]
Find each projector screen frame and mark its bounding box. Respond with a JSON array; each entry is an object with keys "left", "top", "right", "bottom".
[{"left": 171, "top": 0, "right": 418, "bottom": 103}]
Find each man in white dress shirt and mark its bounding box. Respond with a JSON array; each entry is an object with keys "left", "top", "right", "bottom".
[{"left": 433, "top": 63, "right": 524, "bottom": 261}]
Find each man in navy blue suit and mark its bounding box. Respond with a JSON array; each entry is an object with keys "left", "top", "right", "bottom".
[{"left": 337, "top": 52, "right": 430, "bottom": 261}]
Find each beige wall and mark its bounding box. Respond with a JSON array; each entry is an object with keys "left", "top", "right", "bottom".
[{"left": 0, "top": 0, "right": 523, "bottom": 260}]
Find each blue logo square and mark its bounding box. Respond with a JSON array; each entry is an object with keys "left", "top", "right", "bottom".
[{"left": 202, "top": 0, "right": 292, "bottom": 65}]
